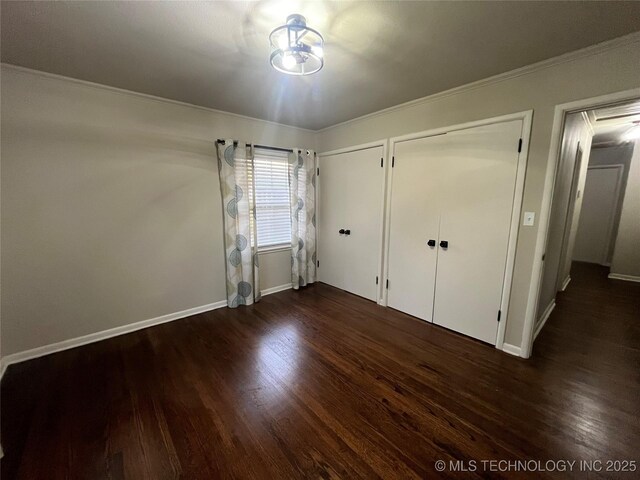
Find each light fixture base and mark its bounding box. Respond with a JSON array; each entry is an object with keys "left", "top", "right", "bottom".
[{"left": 269, "top": 14, "right": 324, "bottom": 76}]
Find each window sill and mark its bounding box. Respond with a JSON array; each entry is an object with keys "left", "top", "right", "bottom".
[{"left": 258, "top": 244, "right": 292, "bottom": 254}]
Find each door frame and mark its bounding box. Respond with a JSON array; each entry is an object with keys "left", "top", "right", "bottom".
[
  {"left": 521, "top": 88, "right": 640, "bottom": 358},
  {"left": 575, "top": 164, "right": 625, "bottom": 265},
  {"left": 318, "top": 139, "right": 390, "bottom": 304},
  {"left": 384, "top": 111, "right": 533, "bottom": 350},
  {"left": 554, "top": 131, "right": 590, "bottom": 293}
]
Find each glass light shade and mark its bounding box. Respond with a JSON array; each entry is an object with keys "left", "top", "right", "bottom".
[{"left": 269, "top": 14, "right": 324, "bottom": 75}]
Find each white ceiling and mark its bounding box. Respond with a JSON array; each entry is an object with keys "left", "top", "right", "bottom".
[{"left": 2, "top": 1, "right": 640, "bottom": 130}]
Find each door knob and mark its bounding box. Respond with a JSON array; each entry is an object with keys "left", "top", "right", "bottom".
[
  {"left": 339, "top": 229, "right": 345, "bottom": 234},
  {"left": 440, "top": 240, "right": 449, "bottom": 248},
  {"left": 427, "top": 239, "right": 436, "bottom": 247},
  {"left": 345, "top": 229, "right": 351, "bottom": 235}
]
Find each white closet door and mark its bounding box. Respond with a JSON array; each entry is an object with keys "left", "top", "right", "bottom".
[
  {"left": 318, "top": 146, "right": 384, "bottom": 301},
  {"left": 318, "top": 152, "right": 347, "bottom": 290},
  {"left": 433, "top": 120, "right": 522, "bottom": 344},
  {"left": 387, "top": 134, "right": 448, "bottom": 321},
  {"left": 342, "top": 147, "right": 385, "bottom": 301}
]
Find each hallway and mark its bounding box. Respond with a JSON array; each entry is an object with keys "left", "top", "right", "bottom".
[{"left": 531, "top": 261, "right": 640, "bottom": 467}]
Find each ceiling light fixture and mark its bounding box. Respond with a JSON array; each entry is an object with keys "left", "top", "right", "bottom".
[{"left": 269, "top": 14, "right": 324, "bottom": 76}]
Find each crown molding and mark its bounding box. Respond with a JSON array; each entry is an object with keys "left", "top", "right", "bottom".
[
  {"left": 318, "top": 31, "right": 640, "bottom": 134},
  {"left": 0, "top": 63, "right": 316, "bottom": 134}
]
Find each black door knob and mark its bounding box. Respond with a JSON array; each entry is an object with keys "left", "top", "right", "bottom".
[
  {"left": 427, "top": 239, "right": 436, "bottom": 247},
  {"left": 339, "top": 229, "right": 345, "bottom": 234},
  {"left": 440, "top": 240, "right": 449, "bottom": 248},
  {"left": 344, "top": 229, "right": 351, "bottom": 235}
]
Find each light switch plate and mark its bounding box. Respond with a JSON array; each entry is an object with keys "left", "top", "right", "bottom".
[{"left": 523, "top": 211, "right": 535, "bottom": 226}]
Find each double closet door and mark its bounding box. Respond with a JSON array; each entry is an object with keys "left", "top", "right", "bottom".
[
  {"left": 318, "top": 146, "right": 385, "bottom": 302},
  {"left": 387, "top": 120, "right": 522, "bottom": 344}
]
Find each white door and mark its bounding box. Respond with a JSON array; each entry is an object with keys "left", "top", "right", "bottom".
[
  {"left": 573, "top": 166, "right": 623, "bottom": 265},
  {"left": 387, "top": 120, "right": 522, "bottom": 344},
  {"left": 318, "top": 146, "right": 384, "bottom": 301},
  {"left": 318, "top": 151, "right": 347, "bottom": 290},
  {"left": 387, "top": 134, "right": 447, "bottom": 321},
  {"left": 432, "top": 121, "right": 522, "bottom": 344}
]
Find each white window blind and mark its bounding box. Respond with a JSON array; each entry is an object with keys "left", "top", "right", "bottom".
[{"left": 254, "top": 148, "right": 291, "bottom": 248}]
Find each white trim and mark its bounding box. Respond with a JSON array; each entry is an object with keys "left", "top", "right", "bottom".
[
  {"left": 502, "top": 343, "right": 522, "bottom": 357},
  {"left": 582, "top": 111, "right": 595, "bottom": 136},
  {"left": 0, "top": 282, "right": 294, "bottom": 377},
  {"left": 383, "top": 110, "right": 533, "bottom": 352},
  {"left": 0, "top": 63, "right": 315, "bottom": 134},
  {"left": 261, "top": 283, "right": 294, "bottom": 296},
  {"left": 318, "top": 32, "right": 640, "bottom": 134},
  {"left": 0, "top": 300, "right": 227, "bottom": 373},
  {"left": 389, "top": 111, "right": 531, "bottom": 145},
  {"left": 608, "top": 273, "right": 640, "bottom": 283},
  {"left": 520, "top": 88, "right": 640, "bottom": 359},
  {"left": 560, "top": 276, "right": 571, "bottom": 292},
  {"left": 317, "top": 139, "right": 389, "bottom": 305},
  {"left": 534, "top": 300, "right": 556, "bottom": 340},
  {"left": 319, "top": 140, "right": 388, "bottom": 158},
  {"left": 496, "top": 112, "right": 533, "bottom": 350}
]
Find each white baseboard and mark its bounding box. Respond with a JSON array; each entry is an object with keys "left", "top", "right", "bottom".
[
  {"left": 0, "top": 300, "right": 228, "bottom": 376},
  {"left": 560, "top": 275, "right": 571, "bottom": 291},
  {"left": 261, "top": 283, "right": 293, "bottom": 296},
  {"left": 534, "top": 300, "right": 556, "bottom": 341},
  {"left": 608, "top": 273, "right": 640, "bottom": 283},
  {"left": 0, "top": 283, "right": 294, "bottom": 380},
  {"left": 502, "top": 343, "right": 522, "bottom": 357}
]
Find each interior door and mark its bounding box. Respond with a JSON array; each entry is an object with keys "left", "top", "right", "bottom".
[
  {"left": 318, "top": 152, "right": 347, "bottom": 290},
  {"left": 432, "top": 120, "right": 522, "bottom": 344},
  {"left": 387, "top": 134, "right": 447, "bottom": 321},
  {"left": 341, "top": 147, "right": 385, "bottom": 301},
  {"left": 318, "top": 146, "right": 384, "bottom": 301},
  {"left": 573, "top": 166, "right": 623, "bottom": 265}
]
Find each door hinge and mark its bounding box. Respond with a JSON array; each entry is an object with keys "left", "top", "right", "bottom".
[
  {"left": 497, "top": 310, "right": 501, "bottom": 322},
  {"left": 317, "top": 167, "right": 320, "bottom": 176},
  {"left": 542, "top": 253, "right": 546, "bottom": 261},
  {"left": 380, "top": 157, "right": 383, "bottom": 167},
  {"left": 386, "top": 279, "right": 389, "bottom": 289},
  {"left": 376, "top": 276, "right": 379, "bottom": 285},
  {"left": 518, "top": 138, "right": 523, "bottom": 153},
  {"left": 392, "top": 156, "right": 395, "bottom": 168},
  {"left": 317, "top": 260, "right": 319, "bottom": 268}
]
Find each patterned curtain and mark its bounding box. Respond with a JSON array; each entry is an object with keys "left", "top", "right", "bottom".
[
  {"left": 288, "top": 149, "right": 317, "bottom": 289},
  {"left": 216, "top": 140, "right": 261, "bottom": 307}
]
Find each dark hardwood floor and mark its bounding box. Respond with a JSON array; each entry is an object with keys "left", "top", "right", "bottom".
[{"left": 2, "top": 262, "right": 639, "bottom": 479}]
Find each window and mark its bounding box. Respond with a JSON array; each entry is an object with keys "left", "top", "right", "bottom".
[{"left": 254, "top": 148, "right": 291, "bottom": 248}]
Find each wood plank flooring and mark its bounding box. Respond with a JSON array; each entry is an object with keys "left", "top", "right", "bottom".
[{"left": 2, "top": 262, "right": 639, "bottom": 479}]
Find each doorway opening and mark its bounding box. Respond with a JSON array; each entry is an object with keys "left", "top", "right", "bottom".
[{"left": 532, "top": 97, "right": 640, "bottom": 350}]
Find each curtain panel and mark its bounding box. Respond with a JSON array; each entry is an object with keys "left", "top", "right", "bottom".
[
  {"left": 288, "top": 149, "right": 317, "bottom": 289},
  {"left": 216, "top": 140, "right": 261, "bottom": 307}
]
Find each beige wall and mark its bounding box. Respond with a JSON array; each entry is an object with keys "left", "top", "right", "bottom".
[
  {"left": 611, "top": 139, "right": 640, "bottom": 277},
  {"left": 317, "top": 39, "right": 640, "bottom": 349},
  {"left": 1, "top": 66, "right": 315, "bottom": 357}
]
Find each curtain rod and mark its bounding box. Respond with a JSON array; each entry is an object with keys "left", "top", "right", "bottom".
[{"left": 216, "top": 139, "right": 294, "bottom": 154}]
